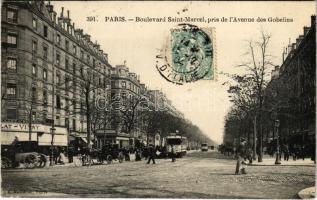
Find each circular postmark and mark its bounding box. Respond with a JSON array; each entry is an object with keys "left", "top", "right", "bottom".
[{"left": 156, "top": 24, "right": 214, "bottom": 85}]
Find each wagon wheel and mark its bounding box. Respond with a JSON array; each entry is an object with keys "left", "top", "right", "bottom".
[
  {"left": 118, "top": 153, "right": 124, "bottom": 163},
  {"left": 24, "top": 154, "right": 40, "bottom": 169},
  {"left": 1, "top": 157, "right": 12, "bottom": 169},
  {"left": 106, "top": 155, "right": 113, "bottom": 164}
]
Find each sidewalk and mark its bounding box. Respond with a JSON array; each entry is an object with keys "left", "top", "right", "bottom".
[
  {"left": 248, "top": 157, "right": 315, "bottom": 166},
  {"left": 50, "top": 154, "right": 136, "bottom": 168}
]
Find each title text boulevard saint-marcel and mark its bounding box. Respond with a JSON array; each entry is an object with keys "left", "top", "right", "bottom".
[
  {"left": 134, "top": 16, "right": 293, "bottom": 23},
  {"left": 135, "top": 16, "right": 206, "bottom": 23}
]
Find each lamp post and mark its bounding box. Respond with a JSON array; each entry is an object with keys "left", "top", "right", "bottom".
[
  {"left": 50, "top": 127, "right": 56, "bottom": 166},
  {"left": 274, "top": 119, "right": 281, "bottom": 165}
]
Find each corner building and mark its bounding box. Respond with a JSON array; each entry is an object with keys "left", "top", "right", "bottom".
[{"left": 1, "top": 1, "right": 111, "bottom": 151}]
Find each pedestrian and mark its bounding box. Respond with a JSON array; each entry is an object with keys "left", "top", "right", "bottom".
[
  {"left": 147, "top": 145, "right": 156, "bottom": 164},
  {"left": 39, "top": 154, "right": 47, "bottom": 167},
  {"left": 246, "top": 145, "right": 253, "bottom": 164},
  {"left": 135, "top": 149, "right": 141, "bottom": 161},
  {"left": 59, "top": 149, "right": 66, "bottom": 165},
  {"left": 53, "top": 147, "right": 59, "bottom": 164},
  {"left": 123, "top": 147, "right": 130, "bottom": 161},
  {"left": 282, "top": 144, "right": 289, "bottom": 161},
  {"left": 235, "top": 139, "right": 247, "bottom": 175},
  {"left": 171, "top": 145, "right": 176, "bottom": 162},
  {"left": 68, "top": 147, "right": 74, "bottom": 163}
]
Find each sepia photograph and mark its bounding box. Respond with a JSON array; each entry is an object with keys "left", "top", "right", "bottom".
[{"left": 1, "top": 0, "right": 316, "bottom": 199}]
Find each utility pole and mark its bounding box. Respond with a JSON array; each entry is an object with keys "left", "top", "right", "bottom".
[{"left": 50, "top": 33, "right": 56, "bottom": 166}]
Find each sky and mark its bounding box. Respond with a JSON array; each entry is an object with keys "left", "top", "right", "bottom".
[{"left": 52, "top": 1, "right": 314, "bottom": 144}]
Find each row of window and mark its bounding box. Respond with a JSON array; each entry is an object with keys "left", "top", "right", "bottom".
[
  {"left": 6, "top": 5, "right": 108, "bottom": 71},
  {"left": 5, "top": 108, "right": 83, "bottom": 131},
  {"left": 111, "top": 80, "right": 140, "bottom": 94},
  {"left": 5, "top": 83, "right": 82, "bottom": 113}
]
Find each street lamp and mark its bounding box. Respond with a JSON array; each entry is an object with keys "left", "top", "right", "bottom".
[
  {"left": 50, "top": 127, "right": 56, "bottom": 166},
  {"left": 274, "top": 120, "right": 281, "bottom": 165}
]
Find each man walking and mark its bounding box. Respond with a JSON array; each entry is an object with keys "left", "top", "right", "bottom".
[
  {"left": 147, "top": 144, "right": 156, "bottom": 164},
  {"left": 235, "top": 139, "right": 247, "bottom": 175}
]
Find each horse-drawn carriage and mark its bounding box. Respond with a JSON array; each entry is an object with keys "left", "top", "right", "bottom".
[
  {"left": 80, "top": 143, "right": 124, "bottom": 166},
  {"left": 1, "top": 141, "right": 47, "bottom": 169}
]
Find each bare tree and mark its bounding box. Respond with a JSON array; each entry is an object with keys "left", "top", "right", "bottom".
[{"left": 226, "top": 30, "right": 275, "bottom": 162}]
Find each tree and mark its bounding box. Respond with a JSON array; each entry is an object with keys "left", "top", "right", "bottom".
[{"left": 226, "top": 30, "right": 275, "bottom": 162}]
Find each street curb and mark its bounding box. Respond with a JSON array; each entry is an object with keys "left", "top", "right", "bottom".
[
  {"left": 247, "top": 164, "right": 316, "bottom": 167},
  {"left": 298, "top": 187, "right": 315, "bottom": 199}
]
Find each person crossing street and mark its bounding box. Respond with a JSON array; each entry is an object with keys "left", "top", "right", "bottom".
[{"left": 147, "top": 144, "right": 156, "bottom": 164}]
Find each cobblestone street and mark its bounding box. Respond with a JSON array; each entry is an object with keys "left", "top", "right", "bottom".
[{"left": 2, "top": 151, "right": 315, "bottom": 198}]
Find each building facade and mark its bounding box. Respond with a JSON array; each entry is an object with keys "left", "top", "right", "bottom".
[
  {"left": 2, "top": 1, "right": 188, "bottom": 151},
  {"left": 1, "top": 1, "right": 111, "bottom": 150},
  {"left": 263, "top": 15, "right": 316, "bottom": 145}
]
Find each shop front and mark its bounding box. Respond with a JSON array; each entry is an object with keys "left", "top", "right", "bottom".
[
  {"left": 95, "top": 129, "right": 131, "bottom": 149},
  {"left": 1, "top": 122, "right": 68, "bottom": 149}
]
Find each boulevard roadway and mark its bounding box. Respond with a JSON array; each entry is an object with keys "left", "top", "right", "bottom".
[{"left": 1, "top": 151, "right": 315, "bottom": 198}]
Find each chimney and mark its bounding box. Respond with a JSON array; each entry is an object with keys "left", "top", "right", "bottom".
[
  {"left": 303, "top": 26, "right": 310, "bottom": 36},
  {"left": 288, "top": 44, "right": 292, "bottom": 54},
  {"left": 83, "top": 34, "right": 91, "bottom": 42},
  {"left": 53, "top": 12, "right": 57, "bottom": 23},
  {"left": 74, "top": 29, "right": 83, "bottom": 39},
  {"left": 103, "top": 53, "right": 108, "bottom": 61},
  {"left": 58, "top": 17, "right": 63, "bottom": 26},
  {"left": 282, "top": 48, "right": 285, "bottom": 62},
  {"left": 296, "top": 37, "right": 301, "bottom": 47},
  {"left": 61, "top": 7, "right": 64, "bottom": 17},
  {"left": 46, "top": 4, "right": 53, "bottom": 12},
  {"left": 311, "top": 15, "right": 316, "bottom": 27},
  {"left": 67, "top": 10, "right": 70, "bottom": 19},
  {"left": 292, "top": 43, "right": 296, "bottom": 51},
  {"left": 93, "top": 42, "right": 100, "bottom": 50}
]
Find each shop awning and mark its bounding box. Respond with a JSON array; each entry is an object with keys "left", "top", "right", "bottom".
[{"left": 79, "top": 137, "right": 93, "bottom": 145}]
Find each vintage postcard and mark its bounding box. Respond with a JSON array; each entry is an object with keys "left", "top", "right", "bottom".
[{"left": 1, "top": 0, "right": 315, "bottom": 199}]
